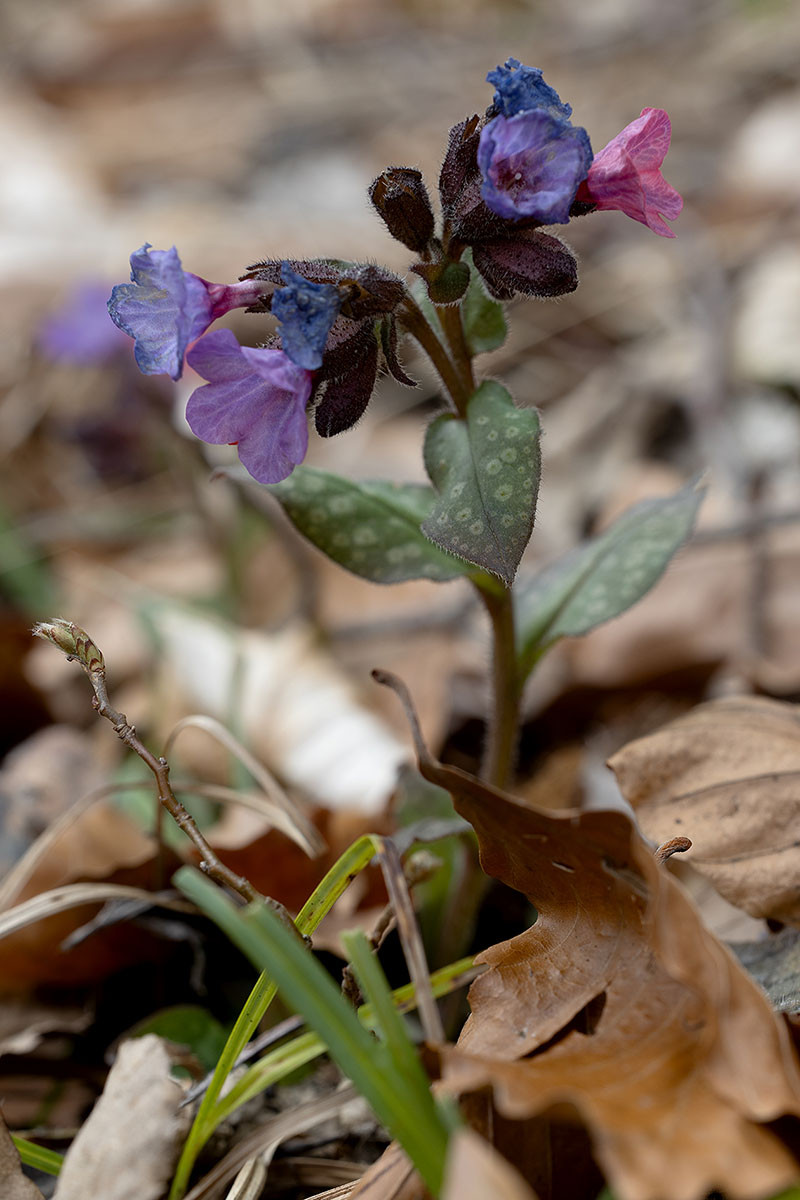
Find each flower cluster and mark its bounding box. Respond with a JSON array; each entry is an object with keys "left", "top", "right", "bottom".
[{"left": 105, "top": 58, "right": 682, "bottom": 486}]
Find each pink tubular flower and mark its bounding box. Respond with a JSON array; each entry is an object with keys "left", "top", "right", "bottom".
[{"left": 575, "top": 108, "right": 682, "bottom": 238}]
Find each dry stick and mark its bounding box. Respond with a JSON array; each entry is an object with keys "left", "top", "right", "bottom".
[{"left": 32, "top": 621, "right": 260, "bottom": 907}]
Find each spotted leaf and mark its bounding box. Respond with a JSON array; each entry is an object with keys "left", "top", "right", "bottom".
[
  {"left": 268, "top": 467, "right": 474, "bottom": 584},
  {"left": 422, "top": 381, "right": 540, "bottom": 585},
  {"left": 517, "top": 478, "right": 705, "bottom": 678}
]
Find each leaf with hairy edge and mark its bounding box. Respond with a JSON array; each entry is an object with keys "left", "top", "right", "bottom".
[
  {"left": 422, "top": 382, "right": 540, "bottom": 586},
  {"left": 268, "top": 467, "right": 473, "bottom": 584},
  {"left": 517, "top": 478, "right": 705, "bottom": 677},
  {"left": 460, "top": 252, "right": 507, "bottom": 356}
]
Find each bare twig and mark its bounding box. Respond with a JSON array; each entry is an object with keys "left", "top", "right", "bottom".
[{"left": 32, "top": 620, "right": 260, "bottom": 906}]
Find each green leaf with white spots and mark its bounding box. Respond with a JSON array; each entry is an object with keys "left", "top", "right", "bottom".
[
  {"left": 461, "top": 251, "right": 507, "bottom": 356},
  {"left": 517, "top": 478, "right": 706, "bottom": 679},
  {"left": 267, "top": 466, "right": 474, "bottom": 584},
  {"left": 421, "top": 381, "right": 540, "bottom": 586}
]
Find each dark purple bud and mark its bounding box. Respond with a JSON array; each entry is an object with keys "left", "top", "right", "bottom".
[
  {"left": 315, "top": 338, "right": 379, "bottom": 437},
  {"left": 411, "top": 260, "right": 470, "bottom": 305},
  {"left": 471, "top": 231, "right": 578, "bottom": 301},
  {"left": 380, "top": 318, "right": 417, "bottom": 388},
  {"left": 315, "top": 317, "right": 376, "bottom": 382},
  {"left": 339, "top": 264, "right": 406, "bottom": 319},
  {"left": 439, "top": 116, "right": 482, "bottom": 211},
  {"left": 369, "top": 167, "right": 435, "bottom": 253},
  {"left": 243, "top": 259, "right": 343, "bottom": 288},
  {"left": 444, "top": 175, "right": 517, "bottom": 245}
]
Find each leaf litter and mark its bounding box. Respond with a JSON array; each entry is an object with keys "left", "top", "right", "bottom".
[{"left": 376, "top": 671, "right": 800, "bottom": 1200}]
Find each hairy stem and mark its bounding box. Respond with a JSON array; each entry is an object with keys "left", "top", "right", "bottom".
[
  {"left": 437, "top": 301, "right": 475, "bottom": 400},
  {"left": 397, "top": 293, "right": 470, "bottom": 414},
  {"left": 476, "top": 583, "right": 520, "bottom": 790}
]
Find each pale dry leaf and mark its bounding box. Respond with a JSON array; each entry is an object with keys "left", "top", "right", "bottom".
[
  {"left": 442, "top": 1128, "right": 538, "bottom": 1200},
  {"left": 152, "top": 606, "right": 409, "bottom": 814},
  {"left": 349, "top": 1141, "right": 426, "bottom": 1199},
  {"left": 608, "top": 695, "right": 800, "bottom": 922},
  {"left": 54, "top": 1035, "right": 188, "bottom": 1200},
  {"left": 377, "top": 673, "right": 800, "bottom": 1200},
  {"left": 0, "top": 1114, "right": 45, "bottom": 1200}
]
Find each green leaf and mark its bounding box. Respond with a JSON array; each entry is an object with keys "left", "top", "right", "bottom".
[
  {"left": 461, "top": 251, "right": 507, "bottom": 356},
  {"left": 517, "top": 479, "right": 705, "bottom": 678},
  {"left": 127, "top": 1005, "right": 229, "bottom": 1072},
  {"left": 267, "top": 467, "right": 472, "bottom": 584},
  {"left": 422, "top": 381, "right": 540, "bottom": 585}
]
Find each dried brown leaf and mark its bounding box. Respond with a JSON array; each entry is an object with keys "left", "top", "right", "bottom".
[
  {"left": 608, "top": 695, "right": 800, "bottom": 922},
  {"left": 53, "top": 1035, "right": 188, "bottom": 1200},
  {"left": 442, "top": 1129, "right": 538, "bottom": 1199},
  {"left": 376, "top": 673, "right": 800, "bottom": 1200},
  {"left": 0, "top": 1116, "right": 44, "bottom": 1200},
  {"left": 349, "top": 1141, "right": 426, "bottom": 1199}
]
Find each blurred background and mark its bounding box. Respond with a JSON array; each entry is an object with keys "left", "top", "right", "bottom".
[{"left": 2, "top": 0, "right": 800, "bottom": 1171}]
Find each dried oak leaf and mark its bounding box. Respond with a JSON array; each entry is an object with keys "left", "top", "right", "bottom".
[
  {"left": 608, "top": 696, "right": 800, "bottom": 923},
  {"left": 375, "top": 673, "right": 800, "bottom": 1200}
]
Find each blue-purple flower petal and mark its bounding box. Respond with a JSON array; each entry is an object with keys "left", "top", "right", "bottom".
[
  {"left": 478, "top": 110, "right": 593, "bottom": 224},
  {"left": 487, "top": 58, "right": 572, "bottom": 121},
  {"left": 185, "top": 329, "right": 311, "bottom": 484},
  {"left": 39, "top": 282, "right": 131, "bottom": 365},
  {"left": 108, "top": 245, "right": 214, "bottom": 380},
  {"left": 272, "top": 264, "right": 342, "bottom": 370}
]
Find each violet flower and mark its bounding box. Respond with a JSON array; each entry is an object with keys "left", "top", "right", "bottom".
[
  {"left": 487, "top": 57, "right": 573, "bottom": 121},
  {"left": 478, "top": 108, "right": 593, "bottom": 224},
  {"left": 108, "top": 245, "right": 264, "bottom": 380},
  {"left": 575, "top": 108, "right": 683, "bottom": 238},
  {"left": 271, "top": 264, "right": 342, "bottom": 370},
  {"left": 185, "top": 329, "right": 311, "bottom": 484},
  {"left": 39, "top": 282, "right": 131, "bottom": 365}
]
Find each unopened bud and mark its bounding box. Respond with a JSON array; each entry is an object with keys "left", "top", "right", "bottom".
[
  {"left": 472, "top": 231, "right": 578, "bottom": 301},
  {"left": 32, "top": 619, "right": 105, "bottom": 676},
  {"left": 369, "top": 168, "right": 435, "bottom": 253}
]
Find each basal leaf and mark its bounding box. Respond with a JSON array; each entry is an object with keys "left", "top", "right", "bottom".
[
  {"left": 517, "top": 478, "right": 705, "bottom": 677},
  {"left": 461, "top": 251, "right": 508, "bottom": 356},
  {"left": 422, "top": 381, "right": 540, "bottom": 586},
  {"left": 268, "top": 467, "right": 472, "bottom": 584}
]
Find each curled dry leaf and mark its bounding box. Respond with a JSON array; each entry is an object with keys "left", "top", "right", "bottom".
[
  {"left": 0, "top": 1115, "right": 45, "bottom": 1200},
  {"left": 608, "top": 695, "right": 800, "bottom": 923},
  {"left": 349, "top": 1140, "right": 426, "bottom": 1200},
  {"left": 53, "top": 1034, "right": 188, "bottom": 1200},
  {"left": 375, "top": 672, "right": 800, "bottom": 1200}
]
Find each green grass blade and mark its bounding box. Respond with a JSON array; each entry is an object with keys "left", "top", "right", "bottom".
[
  {"left": 176, "top": 866, "right": 452, "bottom": 1196},
  {"left": 12, "top": 1135, "right": 63, "bottom": 1176},
  {"left": 169, "top": 834, "right": 379, "bottom": 1200}
]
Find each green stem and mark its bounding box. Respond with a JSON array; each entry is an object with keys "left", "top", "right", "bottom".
[
  {"left": 476, "top": 582, "right": 520, "bottom": 790},
  {"left": 397, "top": 293, "right": 470, "bottom": 414}
]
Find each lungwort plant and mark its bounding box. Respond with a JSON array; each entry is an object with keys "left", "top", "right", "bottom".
[{"left": 29, "top": 57, "right": 710, "bottom": 1200}]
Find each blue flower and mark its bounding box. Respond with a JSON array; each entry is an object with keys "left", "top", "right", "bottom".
[
  {"left": 271, "top": 264, "right": 342, "bottom": 370},
  {"left": 478, "top": 109, "right": 593, "bottom": 224},
  {"left": 108, "top": 245, "right": 264, "bottom": 381},
  {"left": 39, "top": 282, "right": 132, "bottom": 365},
  {"left": 487, "top": 58, "right": 573, "bottom": 121},
  {"left": 185, "top": 329, "right": 311, "bottom": 484}
]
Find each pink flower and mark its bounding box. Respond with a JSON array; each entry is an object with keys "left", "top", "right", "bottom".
[{"left": 576, "top": 108, "right": 682, "bottom": 238}]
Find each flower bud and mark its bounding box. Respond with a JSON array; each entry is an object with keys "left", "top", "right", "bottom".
[
  {"left": 32, "top": 619, "right": 105, "bottom": 675},
  {"left": 471, "top": 231, "right": 578, "bottom": 301},
  {"left": 368, "top": 168, "right": 435, "bottom": 253},
  {"left": 315, "top": 338, "right": 379, "bottom": 437}
]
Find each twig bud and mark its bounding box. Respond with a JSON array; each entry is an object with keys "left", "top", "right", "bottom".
[{"left": 32, "top": 619, "right": 105, "bottom": 676}]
